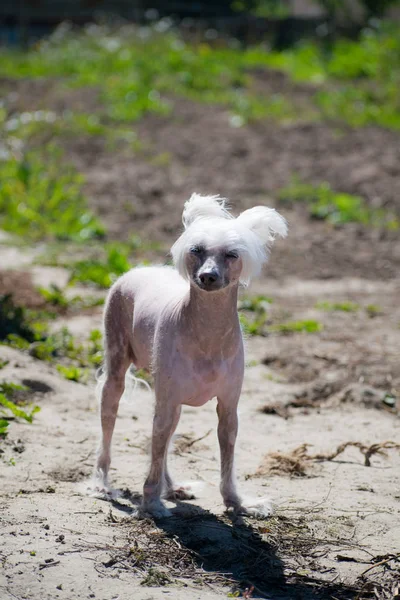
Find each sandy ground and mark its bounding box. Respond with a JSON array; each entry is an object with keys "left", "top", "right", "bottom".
[{"left": 1, "top": 251, "right": 400, "bottom": 600}]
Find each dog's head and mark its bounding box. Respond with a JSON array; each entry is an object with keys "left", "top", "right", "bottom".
[{"left": 171, "top": 193, "right": 287, "bottom": 292}]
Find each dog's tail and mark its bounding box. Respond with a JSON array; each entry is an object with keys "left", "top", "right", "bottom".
[{"left": 95, "top": 365, "right": 151, "bottom": 404}]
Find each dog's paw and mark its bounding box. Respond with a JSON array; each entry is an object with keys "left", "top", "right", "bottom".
[
  {"left": 236, "top": 497, "right": 274, "bottom": 519},
  {"left": 141, "top": 500, "right": 172, "bottom": 519},
  {"left": 81, "top": 476, "right": 121, "bottom": 500},
  {"left": 164, "top": 485, "right": 196, "bottom": 501}
]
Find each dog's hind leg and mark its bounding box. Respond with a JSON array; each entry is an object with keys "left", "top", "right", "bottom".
[{"left": 94, "top": 289, "right": 132, "bottom": 494}]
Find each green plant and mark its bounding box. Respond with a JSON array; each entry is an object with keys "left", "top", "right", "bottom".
[
  {"left": 262, "top": 23, "right": 400, "bottom": 130},
  {"left": 269, "top": 320, "right": 323, "bottom": 334},
  {"left": 278, "top": 179, "right": 399, "bottom": 229},
  {"left": 57, "top": 365, "right": 89, "bottom": 382},
  {"left": 38, "top": 285, "right": 104, "bottom": 311},
  {"left": 0, "top": 294, "right": 36, "bottom": 342},
  {"left": 0, "top": 146, "right": 105, "bottom": 241},
  {"left": 315, "top": 301, "right": 359, "bottom": 312},
  {"left": 0, "top": 382, "right": 40, "bottom": 438},
  {"left": 0, "top": 24, "right": 298, "bottom": 126},
  {"left": 69, "top": 245, "right": 132, "bottom": 288},
  {"left": 238, "top": 294, "right": 272, "bottom": 336}
]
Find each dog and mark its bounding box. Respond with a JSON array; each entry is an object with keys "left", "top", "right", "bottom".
[{"left": 94, "top": 193, "right": 287, "bottom": 518}]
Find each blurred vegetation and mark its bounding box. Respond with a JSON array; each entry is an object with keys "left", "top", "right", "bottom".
[
  {"left": 0, "top": 19, "right": 398, "bottom": 132},
  {"left": 0, "top": 381, "right": 40, "bottom": 438},
  {"left": 0, "top": 145, "right": 105, "bottom": 241},
  {"left": 278, "top": 179, "right": 399, "bottom": 229}
]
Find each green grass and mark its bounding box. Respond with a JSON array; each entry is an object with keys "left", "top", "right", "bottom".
[
  {"left": 0, "top": 146, "right": 105, "bottom": 241},
  {"left": 315, "top": 301, "right": 360, "bottom": 312},
  {"left": 262, "top": 23, "right": 400, "bottom": 130},
  {"left": 38, "top": 284, "right": 104, "bottom": 311},
  {"left": 0, "top": 24, "right": 297, "bottom": 125},
  {"left": 1, "top": 21, "right": 399, "bottom": 131},
  {"left": 0, "top": 382, "right": 40, "bottom": 438},
  {"left": 69, "top": 245, "right": 133, "bottom": 288},
  {"left": 57, "top": 364, "right": 89, "bottom": 383},
  {"left": 1, "top": 294, "right": 103, "bottom": 375},
  {"left": 269, "top": 319, "right": 323, "bottom": 334},
  {"left": 238, "top": 295, "right": 271, "bottom": 336},
  {"left": 278, "top": 179, "right": 399, "bottom": 229}
]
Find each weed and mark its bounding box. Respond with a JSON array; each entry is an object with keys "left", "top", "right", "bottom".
[
  {"left": 0, "top": 24, "right": 297, "bottom": 125},
  {"left": 315, "top": 301, "right": 359, "bottom": 312},
  {"left": 2, "top": 294, "right": 103, "bottom": 376},
  {"left": 262, "top": 23, "right": 400, "bottom": 130},
  {"left": 366, "top": 304, "right": 382, "bottom": 317},
  {"left": 0, "top": 146, "right": 105, "bottom": 241},
  {"left": 0, "top": 382, "right": 40, "bottom": 438},
  {"left": 0, "top": 294, "right": 36, "bottom": 342},
  {"left": 278, "top": 179, "right": 399, "bottom": 229},
  {"left": 69, "top": 245, "right": 132, "bottom": 288},
  {"left": 269, "top": 320, "right": 322, "bottom": 334},
  {"left": 238, "top": 295, "right": 271, "bottom": 336},
  {"left": 27, "top": 327, "right": 103, "bottom": 369},
  {"left": 141, "top": 567, "right": 171, "bottom": 587},
  {"left": 57, "top": 365, "right": 89, "bottom": 383},
  {"left": 38, "top": 285, "right": 104, "bottom": 311}
]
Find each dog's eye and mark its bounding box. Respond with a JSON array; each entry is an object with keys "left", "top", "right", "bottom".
[
  {"left": 225, "top": 251, "right": 239, "bottom": 259},
  {"left": 190, "top": 245, "right": 204, "bottom": 255}
]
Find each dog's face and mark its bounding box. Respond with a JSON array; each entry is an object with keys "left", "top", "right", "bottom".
[
  {"left": 185, "top": 242, "right": 244, "bottom": 292},
  {"left": 171, "top": 194, "right": 288, "bottom": 289}
]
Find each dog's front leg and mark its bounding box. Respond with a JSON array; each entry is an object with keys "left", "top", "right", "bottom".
[
  {"left": 217, "top": 393, "right": 274, "bottom": 519},
  {"left": 142, "top": 402, "right": 181, "bottom": 518},
  {"left": 216, "top": 395, "right": 243, "bottom": 512}
]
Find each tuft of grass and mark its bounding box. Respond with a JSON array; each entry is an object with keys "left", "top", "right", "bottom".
[
  {"left": 315, "top": 301, "right": 359, "bottom": 312},
  {"left": 269, "top": 320, "right": 322, "bottom": 334},
  {"left": 38, "top": 284, "right": 104, "bottom": 311},
  {"left": 0, "top": 146, "right": 105, "bottom": 241},
  {"left": 0, "top": 382, "right": 40, "bottom": 438},
  {"left": 57, "top": 365, "right": 89, "bottom": 383},
  {"left": 238, "top": 295, "right": 272, "bottom": 336},
  {"left": 278, "top": 179, "right": 399, "bottom": 229},
  {"left": 365, "top": 304, "right": 382, "bottom": 318},
  {"left": 69, "top": 245, "right": 132, "bottom": 288}
]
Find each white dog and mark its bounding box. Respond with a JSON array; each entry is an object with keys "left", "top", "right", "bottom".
[{"left": 94, "top": 194, "right": 287, "bottom": 518}]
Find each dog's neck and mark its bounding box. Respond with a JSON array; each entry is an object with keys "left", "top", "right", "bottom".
[{"left": 181, "top": 284, "right": 241, "bottom": 357}]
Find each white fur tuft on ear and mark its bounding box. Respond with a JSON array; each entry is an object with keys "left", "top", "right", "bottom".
[
  {"left": 236, "top": 206, "right": 288, "bottom": 246},
  {"left": 182, "top": 193, "right": 233, "bottom": 229}
]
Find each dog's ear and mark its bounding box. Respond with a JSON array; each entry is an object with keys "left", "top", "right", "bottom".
[
  {"left": 236, "top": 206, "right": 288, "bottom": 246},
  {"left": 182, "top": 193, "right": 232, "bottom": 228}
]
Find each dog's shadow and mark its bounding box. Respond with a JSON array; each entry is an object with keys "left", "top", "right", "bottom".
[{"left": 109, "top": 491, "right": 358, "bottom": 599}]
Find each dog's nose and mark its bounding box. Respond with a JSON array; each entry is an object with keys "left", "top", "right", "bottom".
[{"left": 199, "top": 271, "right": 218, "bottom": 286}]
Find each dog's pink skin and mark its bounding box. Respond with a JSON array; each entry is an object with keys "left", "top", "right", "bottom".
[
  {"left": 94, "top": 195, "right": 287, "bottom": 518},
  {"left": 95, "top": 264, "right": 245, "bottom": 516}
]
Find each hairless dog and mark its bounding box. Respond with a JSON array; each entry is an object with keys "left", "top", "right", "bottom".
[{"left": 94, "top": 194, "right": 287, "bottom": 518}]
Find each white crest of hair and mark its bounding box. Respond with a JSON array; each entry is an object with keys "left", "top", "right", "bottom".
[
  {"left": 182, "top": 193, "right": 233, "bottom": 228},
  {"left": 172, "top": 195, "right": 288, "bottom": 287},
  {"left": 236, "top": 206, "right": 288, "bottom": 245}
]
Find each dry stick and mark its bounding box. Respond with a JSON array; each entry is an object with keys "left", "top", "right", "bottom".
[
  {"left": 309, "top": 441, "right": 400, "bottom": 467},
  {"left": 184, "top": 429, "right": 213, "bottom": 450},
  {"left": 359, "top": 553, "right": 400, "bottom": 578}
]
